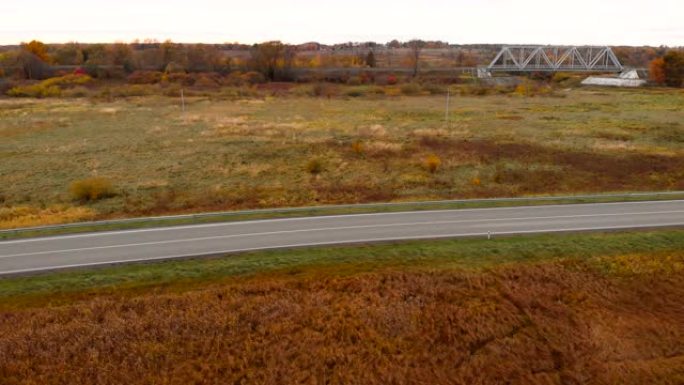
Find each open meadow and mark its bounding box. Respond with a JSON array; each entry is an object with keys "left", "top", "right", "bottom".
[{"left": 1, "top": 85, "right": 683, "bottom": 228}]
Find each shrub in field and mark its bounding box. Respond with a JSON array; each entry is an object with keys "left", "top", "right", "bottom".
[
  {"left": 459, "top": 83, "right": 491, "bottom": 96},
  {"left": 386, "top": 74, "right": 398, "bottom": 85},
  {"left": 400, "top": 83, "right": 422, "bottom": 95},
  {"left": 311, "top": 83, "right": 337, "bottom": 98},
  {"left": 423, "top": 154, "right": 442, "bottom": 173},
  {"left": 167, "top": 72, "right": 195, "bottom": 86},
  {"left": 69, "top": 177, "right": 115, "bottom": 202},
  {"left": 305, "top": 158, "right": 324, "bottom": 175},
  {"left": 127, "top": 71, "right": 163, "bottom": 84},
  {"left": 351, "top": 140, "right": 364, "bottom": 155},
  {"left": 345, "top": 87, "right": 364, "bottom": 97},
  {"left": 41, "top": 74, "right": 92, "bottom": 88},
  {"left": 514, "top": 80, "right": 552, "bottom": 97},
  {"left": 552, "top": 72, "right": 572, "bottom": 83},
  {"left": 422, "top": 83, "right": 447, "bottom": 95},
  {"left": 7, "top": 74, "right": 91, "bottom": 97},
  {"left": 346, "top": 76, "right": 362, "bottom": 86},
  {"left": 241, "top": 71, "right": 266, "bottom": 85},
  {"left": 222, "top": 71, "right": 242, "bottom": 86},
  {"left": 62, "top": 86, "right": 90, "bottom": 98},
  {"left": 0, "top": 204, "right": 96, "bottom": 229},
  {"left": 194, "top": 73, "right": 221, "bottom": 89},
  {"left": 8, "top": 83, "right": 61, "bottom": 98}
]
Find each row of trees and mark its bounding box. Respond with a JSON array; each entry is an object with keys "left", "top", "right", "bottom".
[
  {"left": 0, "top": 40, "right": 432, "bottom": 81},
  {"left": 1, "top": 40, "right": 682, "bottom": 86}
]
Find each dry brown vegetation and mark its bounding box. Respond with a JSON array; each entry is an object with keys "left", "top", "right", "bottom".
[{"left": 0, "top": 252, "right": 682, "bottom": 385}]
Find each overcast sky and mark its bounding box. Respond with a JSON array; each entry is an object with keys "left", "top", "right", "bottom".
[{"left": 1, "top": 0, "right": 682, "bottom": 46}]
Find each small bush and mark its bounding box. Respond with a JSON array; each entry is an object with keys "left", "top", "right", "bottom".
[
  {"left": 128, "top": 71, "right": 163, "bottom": 85},
  {"left": 62, "top": 86, "right": 90, "bottom": 98},
  {"left": 552, "top": 72, "right": 572, "bottom": 83},
  {"left": 241, "top": 71, "right": 266, "bottom": 85},
  {"left": 305, "top": 158, "right": 324, "bottom": 175},
  {"left": 8, "top": 84, "right": 61, "bottom": 98},
  {"left": 41, "top": 74, "right": 92, "bottom": 88},
  {"left": 167, "top": 72, "right": 195, "bottom": 86},
  {"left": 423, "top": 154, "right": 442, "bottom": 173},
  {"left": 7, "top": 74, "right": 91, "bottom": 98},
  {"left": 351, "top": 140, "right": 364, "bottom": 155},
  {"left": 400, "top": 83, "right": 422, "bottom": 96},
  {"left": 346, "top": 76, "right": 362, "bottom": 86},
  {"left": 514, "top": 80, "right": 553, "bottom": 97},
  {"left": 311, "top": 83, "right": 337, "bottom": 98},
  {"left": 386, "top": 74, "right": 398, "bottom": 85},
  {"left": 422, "top": 83, "right": 447, "bottom": 95},
  {"left": 459, "top": 84, "right": 491, "bottom": 96},
  {"left": 69, "top": 177, "right": 115, "bottom": 202},
  {"left": 345, "top": 88, "right": 364, "bottom": 97},
  {"left": 194, "top": 74, "right": 221, "bottom": 89}
]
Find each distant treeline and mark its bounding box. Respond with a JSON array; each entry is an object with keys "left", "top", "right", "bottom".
[{"left": 0, "top": 40, "right": 681, "bottom": 86}]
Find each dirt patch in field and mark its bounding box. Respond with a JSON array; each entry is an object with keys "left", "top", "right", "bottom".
[{"left": 1, "top": 257, "right": 682, "bottom": 385}]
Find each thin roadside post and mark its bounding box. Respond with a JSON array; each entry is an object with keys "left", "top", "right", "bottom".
[
  {"left": 445, "top": 89, "right": 450, "bottom": 128},
  {"left": 181, "top": 89, "right": 186, "bottom": 113}
]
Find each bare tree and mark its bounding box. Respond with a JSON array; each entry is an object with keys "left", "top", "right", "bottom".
[{"left": 407, "top": 40, "right": 425, "bottom": 77}]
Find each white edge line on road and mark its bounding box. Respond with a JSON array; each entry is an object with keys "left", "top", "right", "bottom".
[
  {"left": 2, "top": 210, "right": 684, "bottom": 259},
  {"left": 2, "top": 200, "right": 683, "bottom": 245},
  {"left": 1, "top": 222, "right": 683, "bottom": 276}
]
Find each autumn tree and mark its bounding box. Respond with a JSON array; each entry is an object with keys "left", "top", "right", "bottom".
[
  {"left": 186, "top": 44, "right": 224, "bottom": 72},
  {"left": 662, "top": 50, "right": 684, "bottom": 87},
  {"left": 53, "top": 43, "right": 84, "bottom": 65},
  {"left": 16, "top": 41, "right": 52, "bottom": 79},
  {"left": 250, "top": 41, "right": 296, "bottom": 81},
  {"left": 108, "top": 43, "right": 134, "bottom": 71},
  {"left": 650, "top": 50, "right": 684, "bottom": 87},
  {"left": 22, "top": 40, "right": 51, "bottom": 63},
  {"left": 82, "top": 44, "right": 109, "bottom": 65},
  {"left": 649, "top": 57, "right": 666, "bottom": 85}
]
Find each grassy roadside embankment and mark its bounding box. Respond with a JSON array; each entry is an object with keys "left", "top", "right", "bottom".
[
  {"left": 1, "top": 229, "right": 682, "bottom": 304},
  {"left": 2, "top": 191, "right": 684, "bottom": 241}
]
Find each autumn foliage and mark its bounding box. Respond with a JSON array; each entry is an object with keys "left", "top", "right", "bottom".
[
  {"left": 650, "top": 50, "right": 684, "bottom": 87},
  {"left": 650, "top": 57, "right": 667, "bottom": 85}
]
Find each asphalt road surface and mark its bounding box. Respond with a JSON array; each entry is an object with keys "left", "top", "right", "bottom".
[{"left": 1, "top": 200, "right": 683, "bottom": 276}]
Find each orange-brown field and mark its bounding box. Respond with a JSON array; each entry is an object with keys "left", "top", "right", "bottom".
[{"left": 1, "top": 252, "right": 682, "bottom": 385}]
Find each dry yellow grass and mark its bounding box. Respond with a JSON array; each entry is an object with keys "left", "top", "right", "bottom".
[{"left": 0, "top": 205, "right": 96, "bottom": 229}]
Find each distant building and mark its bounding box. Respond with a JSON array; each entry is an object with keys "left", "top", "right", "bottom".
[{"left": 581, "top": 69, "right": 647, "bottom": 87}]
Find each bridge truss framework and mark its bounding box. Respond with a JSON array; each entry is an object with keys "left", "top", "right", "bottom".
[{"left": 481, "top": 46, "right": 623, "bottom": 76}]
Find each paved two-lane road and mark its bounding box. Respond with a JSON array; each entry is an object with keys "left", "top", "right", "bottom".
[{"left": 1, "top": 200, "right": 683, "bottom": 276}]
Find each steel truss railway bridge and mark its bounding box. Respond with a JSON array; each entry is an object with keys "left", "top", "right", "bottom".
[{"left": 478, "top": 45, "right": 624, "bottom": 77}]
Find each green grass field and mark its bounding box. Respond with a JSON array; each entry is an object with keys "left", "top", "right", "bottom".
[{"left": 1, "top": 86, "right": 683, "bottom": 229}]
